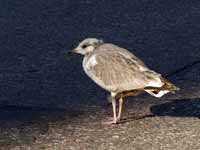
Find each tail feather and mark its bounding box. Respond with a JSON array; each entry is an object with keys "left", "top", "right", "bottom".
[
  {"left": 144, "top": 76, "right": 179, "bottom": 98},
  {"left": 160, "top": 77, "right": 180, "bottom": 93}
]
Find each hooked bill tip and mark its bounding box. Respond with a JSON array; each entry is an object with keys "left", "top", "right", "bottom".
[{"left": 66, "top": 50, "right": 74, "bottom": 55}]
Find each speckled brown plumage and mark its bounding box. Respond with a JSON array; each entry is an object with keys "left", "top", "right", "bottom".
[{"left": 73, "top": 38, "right": 179, "bottom": 124}]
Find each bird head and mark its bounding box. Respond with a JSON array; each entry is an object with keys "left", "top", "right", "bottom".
[{"left": 71, "top": 38, "right": 103, "bottom": 55}]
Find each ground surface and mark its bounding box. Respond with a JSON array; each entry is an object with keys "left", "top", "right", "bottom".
[{"left": 0, "top": 0, "right": 200, "bottom": 150}]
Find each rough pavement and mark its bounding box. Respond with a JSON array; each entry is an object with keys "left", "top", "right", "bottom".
[{"left": 0, "top": 0, "right": 200, "bottom": 149}]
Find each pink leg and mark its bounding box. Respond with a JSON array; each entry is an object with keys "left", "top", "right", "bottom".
[
  {"left": 102, "top": 96, "right": 117, "bottom": 125},
  {"left": 117, "top": 96, "right": 123, "bottom": 121}
]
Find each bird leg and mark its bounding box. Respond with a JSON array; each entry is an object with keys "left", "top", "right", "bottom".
[
  {"left": 107, "top": 89, "right": 143, "bottom": 102},
  {"left": 116, "top": 90, "right": 143, "bottom": 122},
  {"left": 122, "top": 89, "right": 143, "bottom": 98},
  {"left": 103, "top": 90, "right": 143, "bottom": 125},
  {"left": 117, "top": 94, "right": 123, "bottom": 121},
  {"left": 102, "top": 95, "right": 117, "bottom": 125},
  {"left": 112, "top": 96, "right": 117, "bottom": 124}
]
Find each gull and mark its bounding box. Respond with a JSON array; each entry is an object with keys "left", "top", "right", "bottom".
[{"left": 71, "top": 38, "right": 179, "bottom": 124}]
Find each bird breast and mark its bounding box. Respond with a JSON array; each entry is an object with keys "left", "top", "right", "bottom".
[
  {"left": 85, "top": 55, "right": 98, "bottom": 69},
  {"left": 82, "top": 54, "right": 109, "bottom": 90}
]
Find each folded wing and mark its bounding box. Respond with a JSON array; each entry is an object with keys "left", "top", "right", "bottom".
[{"left": 83, "top": 44, "right": 163, "bottom": 93}]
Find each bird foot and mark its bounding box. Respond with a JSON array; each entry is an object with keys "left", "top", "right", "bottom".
[
  {"left": 101, "top": 117, "right": 118, "bottom": 125},
  {"left": 116, "top": 116, "right": 121, "bottom": 121}
]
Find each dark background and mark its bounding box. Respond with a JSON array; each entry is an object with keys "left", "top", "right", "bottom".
[{"left": 0, "top": 0, "right": 200, "bottom": 108}]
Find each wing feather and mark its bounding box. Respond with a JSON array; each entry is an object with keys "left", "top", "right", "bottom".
[{"left": 83, "top": 45, "right": 162, "bottom": 92}]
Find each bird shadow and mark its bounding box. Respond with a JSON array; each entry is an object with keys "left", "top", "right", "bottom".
[
  {"left": 150, "top": 98, "right": 200, "bottom": 118},
  {"left": 118, "top": 114, "right": 155, "bottom": 124},
  {"left": 117, "top": 98, "right": 200, "bottom": 124}
]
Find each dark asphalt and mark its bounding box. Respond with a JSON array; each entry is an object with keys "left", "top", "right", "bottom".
[{"left": 0, "top": 0, "right": 200, "bottom": 149}]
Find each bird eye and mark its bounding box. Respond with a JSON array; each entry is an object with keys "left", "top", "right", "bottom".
[{"left": 82, "top": 44, "right": 88, "bottom": 49}]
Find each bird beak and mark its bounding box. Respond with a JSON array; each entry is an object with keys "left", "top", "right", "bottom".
[
  {"left": 71, "top": 48, "right": 81, "bottom": 54},
  {"left": 66, "top": 49, "right": 76, "bottom": 55},
  {"left": 67, "top": 50, "right": 74, "bottom": 54},
  {"left": 66, "top": 47, "right": 83, "bottom": 55}
]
